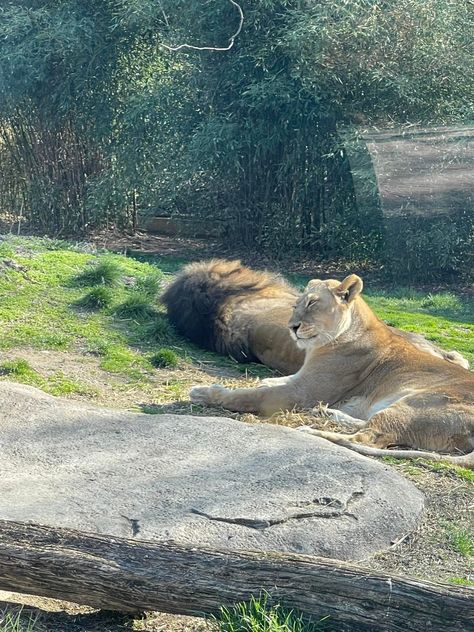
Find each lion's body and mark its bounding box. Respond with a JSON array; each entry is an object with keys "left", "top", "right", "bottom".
[
  {"left": 184, "top": 265, "right": 474, "bottom": 468},
  {"left": 162, "top": 259, "right": 304, "bottom": 373}
]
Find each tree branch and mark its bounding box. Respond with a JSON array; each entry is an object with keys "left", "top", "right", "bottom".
[{"left": 161, "top": 0, "right": 244, "bottom": 53}]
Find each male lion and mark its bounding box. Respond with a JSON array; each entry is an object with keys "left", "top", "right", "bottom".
[
  {"left": 162, "top": 259, "right": 468, "bottom": 373},
  {"left": 188, "top": 273, "right": 474, "bottom": 469}
]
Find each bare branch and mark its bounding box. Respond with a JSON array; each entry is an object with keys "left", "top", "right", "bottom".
[{"left": 161, "top": 0, "right": 244, "bottom": 53}]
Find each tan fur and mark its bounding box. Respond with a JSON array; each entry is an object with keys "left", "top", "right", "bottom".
[
  {"left": 190, "top": 273, "right": 474, "bottom": 469},
  {"left": 163, "top": 259, "right": 469, "bottom": 374}
]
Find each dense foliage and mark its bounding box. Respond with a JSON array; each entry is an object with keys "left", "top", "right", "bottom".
[{"left": 0, "top": 1, "right": 472, "bottom": 277}]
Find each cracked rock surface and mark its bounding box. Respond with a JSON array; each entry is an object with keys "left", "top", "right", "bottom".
[{"left": 0, "top": 382, "right": 424, "bottom": 561}]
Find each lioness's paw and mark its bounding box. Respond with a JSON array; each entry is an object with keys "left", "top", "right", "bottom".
[{"left": 189, "top": 384, "right": 227, "bottom": 405}]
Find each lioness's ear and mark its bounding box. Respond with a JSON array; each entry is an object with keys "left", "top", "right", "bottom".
[
  {"left": 335, "top": 274, "right": 363, "bottom": 303},
  {"left": 306, "top": 279, "right": 322, "bottom": 291}
]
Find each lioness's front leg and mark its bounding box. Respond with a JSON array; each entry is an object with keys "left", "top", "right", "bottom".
[
  {"left": 190, "top": 383, "right": 298, "bottom": 415},
  {"left": 259, "top": 375, "right": 291, "bottom": 387}
]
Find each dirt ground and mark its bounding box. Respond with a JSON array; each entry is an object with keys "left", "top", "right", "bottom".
[
  {"left": 91, "top": 230, "right": 474, "bottom": 297},
  {"left": 0, "top": 232, "right": 472, "bottom": 631}
]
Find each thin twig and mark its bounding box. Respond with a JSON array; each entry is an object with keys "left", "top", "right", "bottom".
[{"left": 161, "top": 0, "right": 244, "bottom": 52}]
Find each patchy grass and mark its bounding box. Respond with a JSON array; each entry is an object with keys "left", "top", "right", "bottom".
[
  {"left": 0, "top": 236, "right": 170, "bottom": 385},
  {"left": 381, "top": 457, "right": 474, "bottom": 483},
  {"left": 443, "top": 523, "right": 474, "bottom": 558},
  {"left": 134, "top": 273, "right": 162, "bottom": 298},
  {"left": 0, "top": 358, "right": 34, "bottom": 377},
  {"left": 448, "top": 577, "right": 474, "bottom": 586},
  {"left": 211, "top": 595, "right": 327, "bottom": 632},
  {"left": 0, "top": 356, "right": 95, "bottom": 397},
  {"left": 143, "top": 314, "right": 176, "bottom": 343}
]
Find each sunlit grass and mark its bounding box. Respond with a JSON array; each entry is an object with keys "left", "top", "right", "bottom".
[
  {"left": 211, "top": 595, "right": 328, "bottom": 632},
  {"left": 443, "top": 523, "right": 474, "bottom": 558}
]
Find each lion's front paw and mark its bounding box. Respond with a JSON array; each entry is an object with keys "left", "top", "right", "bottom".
[{"left": 189, "top": 384, "right": 228, "bottom": 406}]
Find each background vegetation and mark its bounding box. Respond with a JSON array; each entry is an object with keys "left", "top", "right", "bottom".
[{"left": 0, "top": 1, "right": 473, "bottom": 279}]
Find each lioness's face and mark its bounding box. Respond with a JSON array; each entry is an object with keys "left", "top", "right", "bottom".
[{"left": 289, "top": 275, "right": 363, "bottom": 350}]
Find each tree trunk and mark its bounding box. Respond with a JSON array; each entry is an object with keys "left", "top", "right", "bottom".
[{"left": 0, "top": 520, "right": 471, "bottom": 631}]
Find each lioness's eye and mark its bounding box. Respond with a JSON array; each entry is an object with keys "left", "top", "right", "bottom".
[{"left": 307, "top": 299, "right": 318, "bottom": 307}]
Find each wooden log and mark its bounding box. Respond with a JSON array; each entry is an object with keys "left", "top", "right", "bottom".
[{"left": 0, "top": 520, "right": 472, "bottom": 632}]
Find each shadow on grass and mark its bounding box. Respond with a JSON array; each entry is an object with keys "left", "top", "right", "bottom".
[{"left": 0, "top": 601, "right": 132, "bottom": 632}]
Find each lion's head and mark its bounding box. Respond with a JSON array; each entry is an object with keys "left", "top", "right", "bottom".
[{"left": 288, "top": 274, "right": 364, "bottom": 349}]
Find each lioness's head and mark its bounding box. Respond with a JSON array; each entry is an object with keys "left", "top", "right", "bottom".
[{"left": 289, "top": 274, "right": 363, "bottom": 349}]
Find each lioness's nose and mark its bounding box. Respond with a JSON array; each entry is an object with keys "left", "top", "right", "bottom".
[{"left": 291, "top": 324, "right": 300, "bottom": 335}]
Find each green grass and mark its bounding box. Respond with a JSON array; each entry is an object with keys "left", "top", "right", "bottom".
[
  {"left": 0, "top": 237, "right": 172, "bottom": 383},
  {"left": 73, "top": 258, "right": 122, "bottom": 287},
  {"left": 381, "top": 457, "right": 474, "bottom": 482},
  {"left": 75, "top": 286, "right": 114, "bottom": 309},
  {"left": 448, "top": 576, "right": 474, "bottom": 586},
  {"left": 0, "top": 358, "right": 95, "bottom": 397},
  {"left": 134, "top": 273, "right": 162, "bottom": 298},
  {"left": 143, "top": 314, "right": 176, "bottom": 344},
  {"left": 114, "top": 291, "right": 157, "bottom": 320},
  {"left": 98, "top": 344, "right": 153, "bottom": 378},
  {"left": 443, "top": 523, "right": 474, "bottom": 557},
  {"left": 150, "top": 348, "right": 179, "bottom": 368},
  {"left": 211, "top": 595, "right": 328, "bottom": 632},
  {"left": 0, "top": 608, "right": 36, "bottom": 632},
  {"left": 0, "top": 358, "right": 34, "bottom": 377}
]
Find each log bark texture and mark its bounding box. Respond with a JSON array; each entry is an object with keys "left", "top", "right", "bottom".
[{"left": 0, "top": 520, "right": 472, "bottom": 632}]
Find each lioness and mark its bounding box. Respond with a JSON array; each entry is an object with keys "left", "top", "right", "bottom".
[
  {"left": 189, "top": 273, "right": 474, "bottom": 469},
  {"left": 162, "top": 259, "right": 468, "bottom": 373}
]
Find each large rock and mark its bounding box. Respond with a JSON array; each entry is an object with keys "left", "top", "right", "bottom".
[{"left": 0, "top": 382, "right": 424, "bottom": 561}]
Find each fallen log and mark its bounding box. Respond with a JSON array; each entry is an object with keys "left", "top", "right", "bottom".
[{"left": 0, "top": 520, "right": 472, "bottom": 632}]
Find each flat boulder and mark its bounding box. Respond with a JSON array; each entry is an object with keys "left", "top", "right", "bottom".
[{"left": 0, "top": 382, "right": 424, "bottom": 561}]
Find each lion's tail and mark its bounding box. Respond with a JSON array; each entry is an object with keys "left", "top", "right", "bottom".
[
  {"left": 161, "top": 259, "right": 295, "bottom": 358},
  {"left": 329, "top": 440, "right": 474, "bottom": 470}
]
